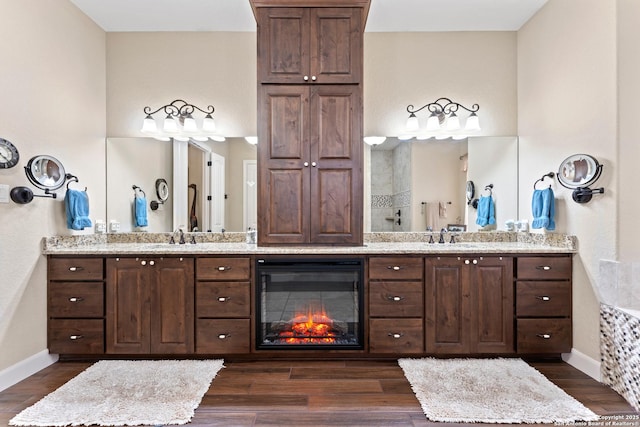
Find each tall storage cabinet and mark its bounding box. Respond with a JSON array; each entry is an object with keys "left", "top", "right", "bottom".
[{"left": 252, "top": 0, "right": 369, "bottom": 246}]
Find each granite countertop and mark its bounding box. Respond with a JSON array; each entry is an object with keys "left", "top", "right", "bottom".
[{"left": 42, "top": 232, "right": 577, "bottom": 255}]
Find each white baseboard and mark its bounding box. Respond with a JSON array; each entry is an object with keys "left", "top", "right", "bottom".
[
  {"left": 562, "top": 348, "right": 601, "bottom": 382},
  {"left": 0, "top": 350, "right": 58, "bottom": 392}
]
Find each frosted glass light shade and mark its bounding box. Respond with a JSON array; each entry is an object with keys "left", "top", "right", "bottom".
[
  {"left": 405, "top": 113, "right": 419, "bottom": 132},
  {"left": 426, "top": 113, "right": 441, "bottom": 131},
  {"left": 363, "top": 136, "right": 386, "bottom": 146},
  {"left": 183, "top": 114, "right": 198, "bottom": 132},
  {"left": 141, "top": 115, "right": 157, "bottom": 133},
  {"left": 202, "top": 114, "right": 216, "bottom": 132},
  {"left": 163, "top": 115, "right": 178, "bottom": 132},
  {"left": 464, "top": 112, "right": 481, "bottom": 131},
  {"left": 446, "top": 113, "right": 460, "bottom": 131}
]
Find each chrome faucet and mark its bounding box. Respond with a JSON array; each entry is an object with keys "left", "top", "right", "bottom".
[{"left": 169, "top": 227, "right": 186, "bottom": 244}]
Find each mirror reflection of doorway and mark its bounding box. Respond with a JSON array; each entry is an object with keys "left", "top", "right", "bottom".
[{"left": 187, "top": 143, "right": 225, "bottom": 232}]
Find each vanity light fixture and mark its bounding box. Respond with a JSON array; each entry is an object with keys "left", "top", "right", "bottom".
[
  {"left": 141, "top": 99, "right": 225, "bottom": 142},
  {"left": 404, "top": 97, "right": 480, "bottom": 140}
]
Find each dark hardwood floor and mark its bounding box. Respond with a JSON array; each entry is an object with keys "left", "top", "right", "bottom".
[{"left": 0, "top": 359, "right": 637, "bottom": 427}]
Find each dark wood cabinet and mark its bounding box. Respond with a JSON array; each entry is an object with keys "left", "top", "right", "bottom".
[
  {"left": 48, "top": 257, "right": 105, "bottom": 354},
  {"left": 195, "top": 257, "right": 252, "bottom": 354},
  {"left": 256, "top": 7, "right": 362, "bottom": 84},
  {"left": 257, "top": 84, "right": 362, "bottom": 245},
  {"left": 368, "top": 257, "right": 424, "bottom": 354},
  {"left": 255, "top": 1, "right": 366, "bottom": 246},
  {"left": 106, "top": 257, "right": 194, "bottom": 354},
  {"left": 425, "top": 256, "right": 514, "bottom": 354},
  {"left": 515, "top": 255, "right": 572, "bottom": 353}
]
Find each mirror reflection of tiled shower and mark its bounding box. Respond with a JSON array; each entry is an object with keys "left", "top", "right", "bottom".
[{"left": 370, "top": 142, "right": 411, "bottom": 232}]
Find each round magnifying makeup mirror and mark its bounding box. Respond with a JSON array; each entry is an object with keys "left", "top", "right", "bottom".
[{"left": 25, "top": 155, "right": 67, "bottom": 190}]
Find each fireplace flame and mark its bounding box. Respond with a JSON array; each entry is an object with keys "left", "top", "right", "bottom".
[{"left": 278, "top": 307, "right": 338, "bottom": 344}]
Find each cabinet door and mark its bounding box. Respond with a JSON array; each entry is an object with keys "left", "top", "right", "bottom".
[
  {"left": 258, "top": 85, "right": 310, "bottom": 244},
  {"left": 471, "top": 257, "right": 514, "bottom": 354},
  {"left": 106, "top": 258, "right": 151, "bottom": 354},
  {"left": 150, "top": 258, "right": 194, "bottom": 354},
  {"left": 309, "top": 8, "right": 362, "bottom": 84},
  {"left": 257, "top": 8, "right": 310, "bottom": 84},
  {"left": 309, "top": 85, "right": 362, "bottom": 244},
  {"left": 425, "top": 257, "right": 469, "bottom": 354}
]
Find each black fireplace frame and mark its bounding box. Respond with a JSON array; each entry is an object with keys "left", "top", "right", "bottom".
[{"left": 255, "top": 257, "right": 365, "bottom": 350}]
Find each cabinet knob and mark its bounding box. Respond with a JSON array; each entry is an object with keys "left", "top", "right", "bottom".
[
  {"left": 536, "top": 296, "right": 551, "bottom": 301},
  {"left": 149, "top": 260, "right": 155, "bottom": 266},
  {"left": 536, "top": 265, "right": 552, "bottom": 271},
  {"left": 217, "top": 266, "right": 232, "bottom": 271},
  {"left": 303, "top": 75, "right": 309, "bottom": 81},
  {"left": 217, "top": 296, "right": 230, "bottom": 302},
  {"left": 311, "top": 75, "right": 317, "bottom": 81},
  {"left": 68, "top": 297, "right": 84, "bottom": 303},
  {"left": 68, "top": 266, "right": 84, "bottom": 272},
  {"left": 304, "top": 161, "right": 309, "bottom": 167},
  {"left": 536, "top": 333, "right": 552, "bottom": 339},
  {"left": 388, "top": 333, "right": 403, "bottom": 339},
  {"left": 387, "top": 295, "right": 404, "bottom": 302},
  {"left": 218, "top": 333, "right": 230, "bottom": 340},
  {"left": 141, "top": 260, "right": 147, "bottom": 266},
  {"left": 311, "top": 161, "right": 317, "bottom": 167},
  {"left": 472, "top": 259, "right": 478, "bottom": 265},
  {"left": 69, "top": 335, "right": 83, "bottom": 340},
  {"left": 464, "top": 260, "right": 470, "bottom": 265}
]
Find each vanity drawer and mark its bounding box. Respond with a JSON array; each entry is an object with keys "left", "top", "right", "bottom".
[
  {"left": 196, "top": 319, "right": 250, "bottom": 354},
  {"left": 369, "top": 318, "right": 424, "bottom": 353},
  {"left": 516, "top": 281, "right": 571, "bottom": 317},
  {"left": 49, "top": 319, "right": 104, "bottom": 354},
  {"left": 197, "top": 257, "right": 251, "bottom": 281},
  {"left": 49, "top": 257, "right": 104, "bottom": 281},
  {"left": 196, "top": 282, "right": 250, "bottom": 318},
  {"left": 369, "top": 281, "right": 424, "bottom": 318},
  {"left": 517, "top": 318, "right": 571, "bottom": 353},
  {"left": 517, "top": 256, "right": 571, "bottom": 280},
  {"left": 49, "top": 282, "right": 104, "bottom": 317},
  {"left": 369, "top": 257, "right": 423, "bottom": 280}
]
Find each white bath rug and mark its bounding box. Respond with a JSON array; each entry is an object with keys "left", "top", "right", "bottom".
[
  {"left": 10, "top": 359, "right": 224, "bottom": 426},
  {"left": 398, "top": 357, "right": 599, "bottom": 424}
]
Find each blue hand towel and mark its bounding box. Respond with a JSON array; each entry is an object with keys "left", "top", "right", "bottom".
[
  {"left": 475, "top": 195, "right": 496, "bottom": 227},
  {"left": 134, "top": 196, "right": 148, "bottom": 227},
  {"left": 65, "top": 189, "right": 92, "bottom": 230},
  {"left": 531, "top": 187, "right": 556, "bottom": 230}
]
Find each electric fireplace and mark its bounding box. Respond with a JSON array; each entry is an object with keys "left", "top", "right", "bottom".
[{"left": 256, "top": 258, "right": 364, "bottom": 350}]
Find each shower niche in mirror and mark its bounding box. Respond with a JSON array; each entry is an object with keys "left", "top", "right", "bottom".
[
  {"left": 106, "top": 137, "right": 257, "bottom": 233},
  {"left": 366, "top": 136, "right": 518, "bottom": 233}
]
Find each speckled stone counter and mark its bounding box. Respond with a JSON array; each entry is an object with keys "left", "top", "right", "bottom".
[{"left": 42, "top": 231, "right": 576, "bottom": 255}]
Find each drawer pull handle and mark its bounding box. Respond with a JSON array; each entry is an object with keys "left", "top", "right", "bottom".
[
  {"left": 387, "top": 295, "right": 404, "bottom": 302},
  {"left": 387, "top": 266, "right": 401, "bottom": 271},
  {"left": 536, "top": 296, "right": 551, "bottom": 301},
  {"left": 536, "top": 265, "right": 552, "bottom": 271},
  {"left": 68, "top": 266, "right": 84, "bottom": 272},
  {"left": 217, "top": 296, "right": 231, "bottom": 302},
  {"left": 69, "top": 335, "right": 83, "bottom": 340},
  {"left": 68, "top": 297, "right": 84, "bottom": 303},
  {"left": 217, "top": 266, "right": 232, "bottom": 271},
  {"left": 536, "top": 333, "right": 551, "bottom": 339},
  {"left": 388, "top": 333, "right": 403, "bottom": 339},
  {"left": 218, "top": 333, "right": 230, "bottom": 340}
]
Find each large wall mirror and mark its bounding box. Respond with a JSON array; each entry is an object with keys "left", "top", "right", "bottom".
[
  {"left": 106, "top": 136, "right": 517, "bottom": 234},
  {"left": 106, "top": 137, "right": 257, "bottom": 233},
  {"left": 365, "top": 136, "right": 518, "bottom": 232}
]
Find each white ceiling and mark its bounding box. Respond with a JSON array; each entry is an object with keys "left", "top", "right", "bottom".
[{"left": 69, "top": 0, "right": 548, "bottom": 32}]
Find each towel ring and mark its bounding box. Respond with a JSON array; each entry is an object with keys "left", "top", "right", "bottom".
[
  {"left": 132, "top": 185, "right": 146, "bottom": 198},
  {"left": 66, "top": 174, "right": 86, "bottom": 191},
  {"left": 534, "top": 172, "right": 554, "bottom": 190},
  {"left": 484, "top": 184, "right": 493, "bottom": 196}
]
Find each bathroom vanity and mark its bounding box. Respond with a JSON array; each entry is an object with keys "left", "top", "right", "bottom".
[{"left": 44, "top": 233, "right": 574, "bottom": 359}]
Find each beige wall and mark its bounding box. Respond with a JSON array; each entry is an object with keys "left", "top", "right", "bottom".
[
  {"left": 0, "top": 0, "right": 106, "bottom": 372},
  {"left": 518, "top": 0, "right": 618, "bottom": 361},
  {"left": 618, "top": 0, "right": 640, "bottom": 262}
]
